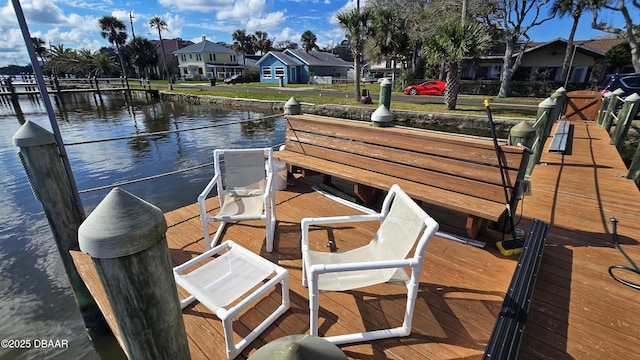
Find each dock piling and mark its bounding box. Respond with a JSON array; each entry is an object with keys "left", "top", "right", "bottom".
[
  {"left": 12, "top": 120, "right": 105, "bottom": 331},
  {"left": 78, "top": 188, "right": 190, "bottom": 359}
]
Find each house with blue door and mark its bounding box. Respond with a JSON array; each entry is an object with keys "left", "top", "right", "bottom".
[{"left": 256, "top": 49, "right": 352, "bottom": 85}]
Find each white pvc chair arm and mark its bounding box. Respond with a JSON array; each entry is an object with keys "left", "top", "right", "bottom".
[
  {"left": 301, "top": 214, "right": 385, "bottom": 248},
  {"left": 198, "top": 172, "right": 220, "bottom": 204},
  {"left": 173, "top": 239, "right": 231, "bottom": 274},
  {"left": 308, "top": 258, "right": 418, "bottom": 279},
  {"left": 263, "top": 171, "right": 274, "bottom": 201}
]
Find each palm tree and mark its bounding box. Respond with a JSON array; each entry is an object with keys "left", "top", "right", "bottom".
[
  {"left": 98, "top": 16, "right": 128, "bottom": 85},
  {"left": 129, "top": 37, "right": 159, "bottom": 80},
  {"left": 31, "top": 37, "right": 48, "bottom": 66},
  {"left": 232, "top": 29, "right": 255, "bottom": 73},
  {"left": 149, "top": 16, "right": 172, "bottom": 89},
  {"left": 91, "top": 52, "right": 118, "bottom": 77},
  {"left": 550, "top": 0, "right": 598, "bottom": 84},
  {"left": 254, "top": 31, "right": 272, "bottom": 55},
  {"left": 336, "top": 7, "right": 373, "bottom": 103},
  {"left": 369, "top": 8, "right": 409, "bottom": 86},
  {"left": 300, "top": 30, "right": 318, "bottom": 53},
  {"left": 424, "top": 21, "right": 490, "bottom": 110}
]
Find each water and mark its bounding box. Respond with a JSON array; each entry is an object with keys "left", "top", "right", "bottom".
[{"left": 0, "top": 92, "right": 285, "bottom": 359}]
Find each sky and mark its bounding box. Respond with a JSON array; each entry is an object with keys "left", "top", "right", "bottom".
[{"left": 0, "top": 0, "right": 638, "bottom": 68}]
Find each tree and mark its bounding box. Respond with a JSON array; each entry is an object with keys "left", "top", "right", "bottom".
[
  {"left": 591, "top": 0, "right": 640, "bottom": 72},
  {"left": 605, "top": 41, "right": 632, "bottom": 72},
  {"left": 337, "top": 7, "right": 373, "bottom": 103},
  {"left": 300, "top": 30, "right": 318, "bottom": 52},
  {"left": 424, "top": 21, "right": 491, "bottom": 110},
  {"left": 368, "top": 7, "right": 410, "bottom": 86},
  {"left": 551, "top": 0, "right": 600, "bottom": 84},
  {"left": 31, "top": 37, "right": 48, "bottom": 65},
  {"left": 47, "top": 44, "right": 77, "bottom": 75},
  {"left": 91, "top": 52, "right": 118, "bottom": 77},
  {"left": 274, "top": 40, "right": 298, "bottom": 51},
  {"left": 149, "top": 16, "right": 172, "bottom": 88},
  {"left": 254, "top": 31, "right": 273, "bottom": 55},
  {"left": 489, "top": 0, "right": 556, "bottom": 97},
  {"left": 128, "top": 37, "right": 159, "bottom": 79},
  {"left": 232, "top": 29, "right": 256, "bottom": 73},
  {"left": 98, "top": 16, "right": 129, "bottom": 81}
]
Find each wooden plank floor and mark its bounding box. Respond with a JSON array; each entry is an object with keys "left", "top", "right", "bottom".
[
  {"left": 71, "top": 118, "right": 640, "bottom": 360},
  {"left": 517, "top": 119, "right": 640, "bottom": 360}
]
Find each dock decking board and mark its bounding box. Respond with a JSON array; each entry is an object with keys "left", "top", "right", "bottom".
[{"left": 71, "top": 119, "right": 640, "bottom": 359}]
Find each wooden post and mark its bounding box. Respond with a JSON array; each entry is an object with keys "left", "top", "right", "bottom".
[
  {"left": 12, "top": 120, "right": 105, "bottom": 330},
  {"left": 6, "top": 77, "right": 18, "bottom": 102},
  {"left": 550, "top": 87, "right": 566, "bottom": 122},
  {"left": 611, "top": 93, "right": 640, "bottom": 151},
  {"left": 528, "top": 98, "right": 555, "bottom": 174},
  {"left": 78, "top": 188, "right": 190, "bottom": 359},
  {"left": 508, "top": 120, "right": 536, "bottom": 179},
  {"left": 627, "top": 139, "right": 640, "bottom": 187},
  {"left": 601, "top": 89, "right": 625, "bottom": 132},
  {"left": 596, "top": 92, "right": 612, "bottom": 125}
]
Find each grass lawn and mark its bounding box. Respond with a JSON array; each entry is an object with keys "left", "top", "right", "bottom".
[{"left": 144, "top": 79, "right": 543, "bottom": 119}]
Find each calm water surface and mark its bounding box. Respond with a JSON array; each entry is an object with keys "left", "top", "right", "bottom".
[{"left": 0, "top": 92, "right": 285, "bottom": 359}]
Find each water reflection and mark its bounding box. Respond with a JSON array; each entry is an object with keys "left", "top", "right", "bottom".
[{"left": 0, "top": 91, "right": 284, "bottom": 359}]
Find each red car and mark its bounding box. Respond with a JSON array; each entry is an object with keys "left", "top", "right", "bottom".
[{"left": 403, "top": 80, "right": 446, "bottom": 95}]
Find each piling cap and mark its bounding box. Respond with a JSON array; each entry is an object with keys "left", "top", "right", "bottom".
[
  {"left": 248, "top": 335, "right": 347, "bottom": 360},
  {"left": 284, "top": 97, "right": 301, "bottom": 115},
  {"left": 380, "top": 78, "right": 392, "bottom": 87},
  {"left": 79, "top": 188, "right": 167, "bottom": 259},
  {"left": 371, "top": 105, "right": 393, "bottom": 126},
  {"left": 624, "top": 93, "right": 640, "bottom": 103},
  {"left": 612, "top": 88, "right": 625, "bottom": 96},
  {"left": 510, "top": 120, "right": 535, "bottom": 137},
  {"left": 538, "top": 97, "right": 556, "bottom": 109},
  {"left": 12, "top": 120, "right": 55, "bottom": 147}
]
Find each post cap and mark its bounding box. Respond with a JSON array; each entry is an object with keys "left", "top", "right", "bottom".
[
  {"left": 538, "top": 97, "right": 556, "bottom": 109},
  {"left": 612, "top": 88, "right": 625, "bottom": 96},
  {"left": 371, "top": 105, "right": 393, "bottom": 127},
  {"left": 380, "top": 78, "right": 392, "bottom": 87},
  {"left": 13, "top": 120, "right": 55, "bottom": 147},
  {"left": 284, "top": 97, "right": 301, "bottom": 115},
  {"left": 79, "top": 188, "right": 167, "bottom": 259},
  {"left": 510, "top": 120, "right": 535, "bottom": 137},
  {"left": 624, "top": 92, "right": 640, "bottom": 103}
]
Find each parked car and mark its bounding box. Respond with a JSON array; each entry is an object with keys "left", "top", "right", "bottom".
[
  {"left": 362, "top": 74, "right": 383, "bottom": 83},
  {"left": 224, "top": 74, "right": 249, "bottom": 84},
  {"left": 598, "top": 73, "right": 640, "bottom": 98},
  {"left": 403, "top": 80, "right": 446, "bottom": 96}
]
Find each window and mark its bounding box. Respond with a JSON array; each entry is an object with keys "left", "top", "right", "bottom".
[
  {"left": 275, "top": 66, "right": 285, "bottom": 77},
  {"left": 181, "top": 54, "right": 186, "bottom": 61},
  {"left": 189, "top": 54, "right": 192, "bottom": 59},
  {"left": 209, "top": 54, "right": 216, "bottom": 61},
  {"left": 196, "top": 53, "right": 202, "bottom": 61},
  {"left": 230, "top": 55, "right": 236, "bottom": 62},
  {"left": 262, "top": 67, "right": 272, "bottom": 79}
]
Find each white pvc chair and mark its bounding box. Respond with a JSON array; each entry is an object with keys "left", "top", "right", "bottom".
[
  {"left": 198, "top": 147, "right": 276, "bottom": 252},
  {"left": 174, "top": 240, "right": 290, "bottom": 359},
  {"left": 301, "top": 184, "right": 439, "bottom": 345}
]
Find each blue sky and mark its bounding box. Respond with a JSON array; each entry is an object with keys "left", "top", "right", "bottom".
[{"left": 1, "top": 0, "right": 638, "bottom": 68}]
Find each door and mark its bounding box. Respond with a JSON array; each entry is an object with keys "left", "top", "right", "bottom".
[{"left": 562, "top": 90, "right": 602, "bottom": 121}]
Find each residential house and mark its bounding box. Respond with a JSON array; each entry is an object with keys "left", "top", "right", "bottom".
[
  {"left": 256, "top": 49, "right": 352, "bottom": 85},
  {"left": 150, "top": 38, "right": 194, "bottom": 78},
  {"left": 462, "top": 37, "right": 623, "bottom": 84},
  {"left": 173, "top": 36, "right": 242, "bottom": 80}
]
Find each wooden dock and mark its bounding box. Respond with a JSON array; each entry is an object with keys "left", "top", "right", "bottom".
[{"left": 71, "top": 118, "right": 640, "bottom": 359}]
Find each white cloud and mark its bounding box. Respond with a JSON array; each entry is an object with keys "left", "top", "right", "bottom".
[
  {"left": 157, "top": 0, "right": 230, "bottom": 13},
  {"left": 245, "top": 11, "right": 286, "bottom": 31},
  {"left": 216, "top": 0, "right": 267, "bottom": 21}
]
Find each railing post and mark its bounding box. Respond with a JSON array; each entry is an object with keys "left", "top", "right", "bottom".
[
  {"left": 6, "top": 77, "right": 18, "bottom": 102},
  {"left": 611, "top": 93, "right": 640, "bottom": 151},
  {"left": 78, "top": 188, "right": 190, "bottom": 359},
  {"left": 596, "top": 92, "right": 613, "bottom": 125},
  {"left": 508, "top": 120, "right": 536, "bottom": 179},
  {"left": 627, "top": 140, "right": 640, "bottom": 187},
  {"left": 528, "top": 97, "right": 555, "bottom": 174},
  {"left": 601, "top": 88, "right": 625, "bottom": 132},
  {"left": 550, "top": 86, "right": 566, "bottom": 122},
  {"left": 12, "top": 120, "right": 105, "bottom": 330}
]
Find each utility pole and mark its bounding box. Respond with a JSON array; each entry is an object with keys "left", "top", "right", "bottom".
[{"left": 129, "top": 12, "right": 136, "bottom": 39}]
